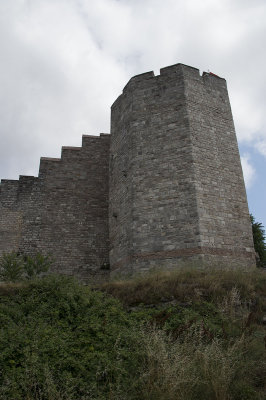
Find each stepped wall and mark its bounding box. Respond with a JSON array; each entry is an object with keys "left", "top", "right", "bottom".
[
  {"left": 0, "top": 134, "right": 110, "bottom": 281},
  {"left": 0, "top": 63, "right": 256, "bottom": 280}
]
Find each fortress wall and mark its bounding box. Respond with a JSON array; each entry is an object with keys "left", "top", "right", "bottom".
[
  {"left": 0, "top": 179, "right": 20, "bottom": 207},
  {"left": 27, "top": 134, "right": 110, "bottom": 281},
  {"left": 1, "top": 135, "right": 110, "bottom": 281},
  {"left": 0, "top": 176, "right": 40, "bottom": 255},
  {"left": 109, "top": 81, "right": 138, "bottom": 272},
  {"left": 16, "top": 176, "right": 40, "bottom": 257},
  {"left": 183, "top": 69, "right": 255, "bottom": 267},
  {"left": 0, "top": 180, "right": 22, "bottom": 253},
  {"left": 0, "top": 63, "right": 255, "bottom": 279},
  {"left": 18, "top": 162, "right": 58, "bottom": 259},
  {"left": 110, "top": 65, "right": 202, "bottom": 273}
]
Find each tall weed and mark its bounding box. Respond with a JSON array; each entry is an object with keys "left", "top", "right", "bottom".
[{"left": 137, "top": 326, "right": 245, "bottom": 400}]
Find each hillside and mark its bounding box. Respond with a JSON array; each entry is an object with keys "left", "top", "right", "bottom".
[{"left": 0, "top": 268, "right": 265, "bottom": 400}]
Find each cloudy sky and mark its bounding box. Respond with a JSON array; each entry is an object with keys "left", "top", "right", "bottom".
[{"left": 0, "top": 0, "right": 266, "bottom": 228}]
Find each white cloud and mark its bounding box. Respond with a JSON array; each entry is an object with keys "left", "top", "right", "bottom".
[
  {"left": 0, "top": 0, "right": 127, "bottom": 178},
  {"left": 254, "top": 140, "right": 266, "bottom": 157},
  {"left": 0, "top": 0, "right": 266, "bottom": 181},
  {"left": 241, "top": 154, "right": 256, "bottom": 189}
]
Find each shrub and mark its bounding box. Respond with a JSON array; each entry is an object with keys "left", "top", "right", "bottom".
[
  {"left": 23, "top": 253, "right": 52, "bottom": 280},
  {"left": 0, "top": 252, "right": 52, "bottom": 283},
  {"left": 0, "top": 268, "right": 265, "bottom": 399},
  {"left": 0, "top": 252, "right": 24, "bottom": 282},
  {"left": 251, "top": 214, "right": 266, "bottom": 267},
  {"left": 0, "top": 276, "right": 144, "bottom": 399}
]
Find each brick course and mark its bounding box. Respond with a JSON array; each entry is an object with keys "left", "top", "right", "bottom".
[
  {"left": 0, "top": 134, "right": 110, "bottom": 281},
  {"left": 109, "top": 64, "right": 255, "bottom": 273}
]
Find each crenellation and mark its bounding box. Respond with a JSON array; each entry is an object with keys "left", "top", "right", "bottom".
[
  {"left": 110, "top": 63, "right": 255, "bottom": 274},
  {"left": 123, "top": 71, "right": 155, "bottom": 93},
  {"left": 160, "top": 63, "right": 199, "bottom": 79},
  {"left": 0, "top": 63, "right": 255, "bottom": 281}
]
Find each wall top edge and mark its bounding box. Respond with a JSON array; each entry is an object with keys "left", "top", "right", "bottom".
[
  {"left": 82, "top": 134, "right": 100, "bottom": 138},
  {"left": 19, "top": 175, "right": 37, "bottom": 180},
  {"left": 82, "top": 134, "right": 110, "bottom": 141},
  {"left": 40, "top": 157, "right": 61, "bottom": 162},
  {"left": 111, "top": 63, "right": 226, "bottom": 109},
  {"left": 160, "top": 63, "right": 199, "bottom": 75},
  {"left": 0, "top": 179, "right": 19, "bottom": 184},
  {"left": 62, "top": 146, "right": 81, "bottom": 151},
  {"left": 82, "top": 133, "right": 110, "bottom": 137}
]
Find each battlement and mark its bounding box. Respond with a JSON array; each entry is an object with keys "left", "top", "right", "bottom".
[
  {"left": 110, "top": 62, "right": 255, "bottom": 273},
  {"left": 112, "top": 63, "right": 227, "bottom": 113},
  {"left": 160, "top": 63, "right": 199, "bottom": 77},
  {"left": 0, "top": 62, "right": 255, "bottom": 280}
]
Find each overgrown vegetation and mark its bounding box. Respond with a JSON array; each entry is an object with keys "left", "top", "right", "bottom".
[
  {"left": 0, "top": 252, "right": 52, "bottom": 282},
  {"left": 0, "top": 267, "right": 265, "bottom": 399},
  {"left": 251, "top": 214, "right": 266, "bottom": 267}
]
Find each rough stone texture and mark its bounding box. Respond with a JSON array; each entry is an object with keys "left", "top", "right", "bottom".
[
  {"left": 109, "top": 64, "right": 255, "bottom": 274},
  {"left": 0, "top": 134, "right": 110, "bottom": 282},
  {"left": 0, "top": 180, "right": 23, "bottom": 254},
  {"left": 0, "top": 63, "right": 255, "bottom": 280}
]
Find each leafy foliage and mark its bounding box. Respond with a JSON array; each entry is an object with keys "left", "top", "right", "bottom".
[
  {"left": 23, "top": 253, "right": 52, "bottom": 279},
  {"left": 0, "top": 269, "right": 265, "bottom": 399},
  {"left": 0, "top": 252, "right": 24, "bottom": 282},
  {"left": 251, "top": 214, "right": 266, "bottom": 267},
  {"left": 0, "top": 276, "right": 143, "bottom": 399},
  {"left": 0, "top": 252, "right": 52, "bottom": 282}
]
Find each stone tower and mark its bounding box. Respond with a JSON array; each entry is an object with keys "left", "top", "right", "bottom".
[
  {"left": 0, "top": 63, "right": 255, "bottom": 280},
  {"left": 109, "top": 63, "right": 255, "bottom": 274}
]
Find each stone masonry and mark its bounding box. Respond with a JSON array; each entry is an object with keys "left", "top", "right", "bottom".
[
  {"left": 0, "top": 63, "right": 255, "bottom": 281},
  {"left": 0, "top": 135, "right": 110, "bottom": 281}
]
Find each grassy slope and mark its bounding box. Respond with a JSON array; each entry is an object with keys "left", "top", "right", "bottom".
[{"left": 0, "top": 268, "right": 265, "bottom": 400}]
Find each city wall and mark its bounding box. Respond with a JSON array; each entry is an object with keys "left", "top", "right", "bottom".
[
  {"left": 0, "top": 63, "right": 255, "bottom": 280},
  {"left": 0, "top": 135, "right": 109, "bottom": 281}
]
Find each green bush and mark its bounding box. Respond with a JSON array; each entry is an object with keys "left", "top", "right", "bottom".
[
  {"left": 0, "top": 269, "right": 265, "bottom": 399},
  {"left": 0, "top": 252, "right": 24, "bottom": 282},
  {"left": 0, "top": 276, "right": 144, "bottom": 399},
  {"left": 23, "top": 253, "right": 52, "bottom": 279},
  {"left": 251, "top": 214, "right": 266, "bottom": 267},
  {"left": 0, "top": 252, "right": 52, "bottom": 283}
]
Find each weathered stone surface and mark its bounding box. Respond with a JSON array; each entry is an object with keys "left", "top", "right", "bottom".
[
  {"left": 0, "top": 135, "right": 110, "bottom": 282},
  {"left": 109, "top": 64, "right": 255, "bottom": 274},
  {"left": 0, "top": 63, "right": 255, "bottom": 281}
]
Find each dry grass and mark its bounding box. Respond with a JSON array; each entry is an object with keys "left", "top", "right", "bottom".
[
  {"left": 132, "top": 323, "right": 251, "bottom": 400},
  {"left": 0, "top": 270, "right": 265, "bottom": 399},
  {"left": 0, "top": 281, "right": 26, "bottom": 296},
  {"left": 99, "top": 266, "right": 266, "bottom": 399},
  {"left": 100, "top": 266, "right": 266, "bottom": 308}
]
